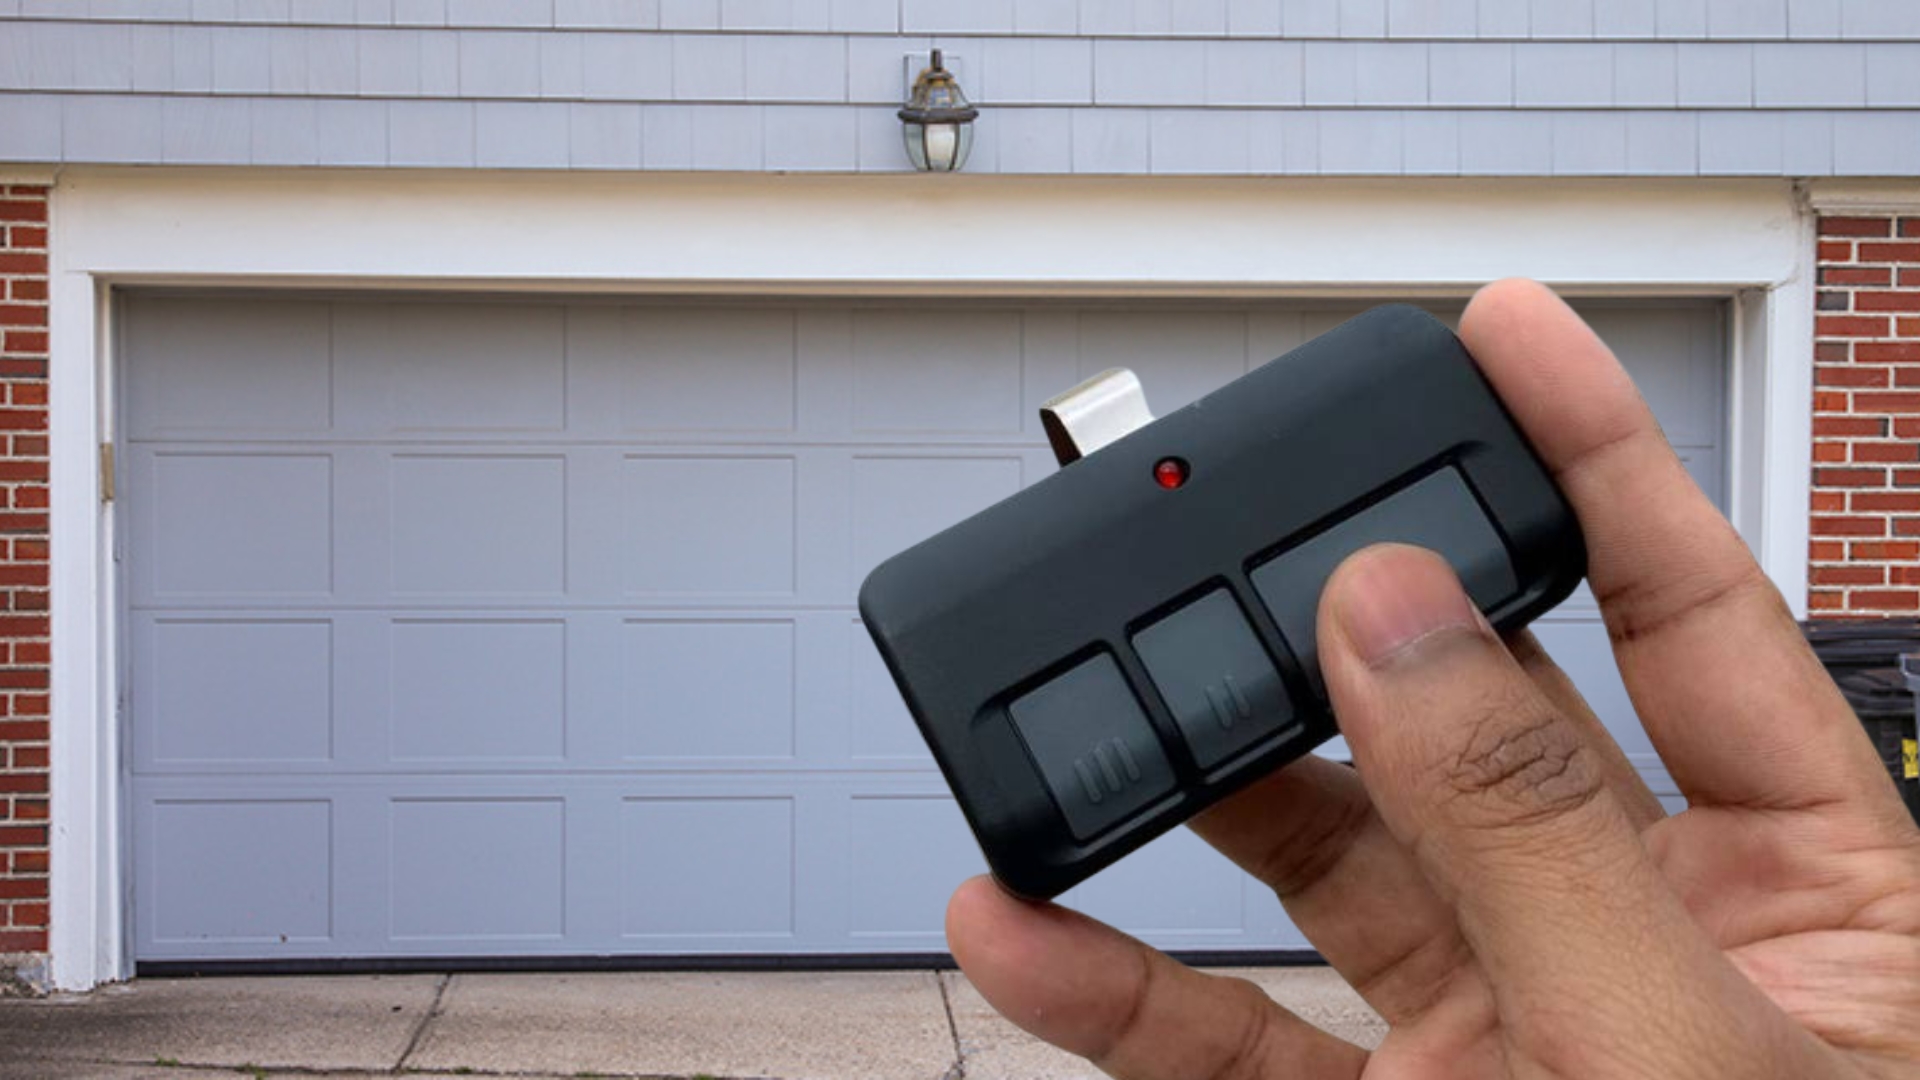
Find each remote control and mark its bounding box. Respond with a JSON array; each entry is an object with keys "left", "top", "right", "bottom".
[{"left": 858, "top": 305, "right": 1586, "bottom": 899}]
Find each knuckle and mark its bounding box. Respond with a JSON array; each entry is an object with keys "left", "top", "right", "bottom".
[{"left": 1437, "top": 692, "right": 1607, "bottom": 832}]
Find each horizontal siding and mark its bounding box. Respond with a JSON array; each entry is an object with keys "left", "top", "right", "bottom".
[
  {"left": 5, "top": 0, "right": 1920, "bottom": 38},
  {"left": 0, "top": 6, "right": 1916, "bottom": 175}
]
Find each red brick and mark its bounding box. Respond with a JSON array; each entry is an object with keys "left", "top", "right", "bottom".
[
  {"left": 13, "top": 436, "right": 49, "bottom": 457},
  {"left": 16, "top": 487, "right": 52, "bottom": 511},
  {"left": 1859, "top": 242, "right": 1920, "bottom": 262},
  {"left": 0, "top": 669, "right": 49, "bottom": 691},
  {"left": 0, "top": 461, "right": 49, "bottom": 484},
  {"left": 1812, "top": 564, "right": 1885, "bottom": 586},
  {"left": 1854, "top": 392, "right": 1920, "bottom": 414},
  {"left": 1901, "top": 318, "right": 1920, "bottom": 337},
  {"left": 6, "top": 280, "right": 46, "bottom": 303},
  {"left": 1819, "top": 240, "right": 1853, "bottom": 262},
  {"left": 1817, "top": 315, "right": 1891, "bottom": 338},
  {"left": 1852, "top": 490, "right": 1920, "bottom": 511},
  {"left": 2, "top": 330, "right": 48, "bottom": 355},
  {"left": 1816, "top": 416, "right": 1888, "bottom": 437},
  {"left": 1811, "top": 490, "right": 1847, "bottom": 512},
  {"left": 1897, "top": 518, "right": 1920, "bottom": 538},
  {"left": 14, "top": 539, "right": 51, "bottom": 562},
  {"left": 1851, "top": 540, "right": 1920, "bottom": 560},
  {"left": 0, "top": 720, "right": 47, "bottom": 742},
  {"left": 0, "top": 304, "right": 47, "bottom": 329},
  {"left": 10, "top": 850, "right": 46, "bottom": 874},
  {"left": 0, "top": 255, "right": 46, "bottom": 279},
  {"left": 1815, "top": 341, "right": 1852, "bottom": 362},
  {"left": 1903, "top": 268, "right": 1920, "bottom": 288},
  {"left": 1811, "top": 514, "right": 1888, "bottom": 535},
  {"left": 1813, "top": 467, "right": 1888, "bottom": 487},
  {"left": 0, "top": 361, "right": 49, "bottom": 379},
  {"left": 9, "top": 385, "right": 47, "bottom": 408},
  {"left": 13, "top": 643, "right": 47, "bottom": 667},
  {"left": 1818, "top": 290, "right": 1852, "bottom": 312},
  {"left": 14, "top": 798, "right": 47, "bottom": 821},
  {"left": 1810, "top": 540, "right": 1846, "bottom": 561},
  {"left": 0, "top": 773, "right": 47, "bottom": 794},
  {"left": 1894, "top": 368, "right": 1920, "bottom": 388},
  {"left": 1852, "top": 441, "right": 1920, "bottom": 463},
  {"left": 0, "top": 826, "right": 44, "bottom": 847},
  {"left": 7, "top": 224, "right": 45, "bottom": 249},
  {"left": 1821, "top": 266, "right": 1894, "bottom": 287},
  {"left": 1850, "top": 589, "right": 1920, "bottom": 610},
  {"left": 1814, "top": 441, "right": 1849, "bottom": 462},
  {"left": 1815, "top": 390, "right": 1852, "bottom": 413},
  {"left": 1817, "top": 365, "right": 1888, "bottom": 387},
  {"left": 1820, "top": 216, "right": 1894, "bottom": 238},
  {"left": 1856, "top": 343, "right": 1920, "bottom": 363},
  {"left": 0, "top": 879, "right": 45, "bottom": 900},
  {"left": 0, "top": 617, "right": 51, "bottom": 639},
  {"left": 0, "top": 201, "right": 45, "bottom": 224},
  {"left": 10, "top": 902, "right": 49, "bottom": 928},
  {"left": 1809, "top": 590, "right": 1846, "bottom": 611},
  {"left": 0, "top": 930, "right": 47, "bottom": 952},
  {"left": 1855, "top": 290, "right": 1920, "bottom": 312},
  {"left": 14, "top": 694, "right": 52, "bottom": 716}
]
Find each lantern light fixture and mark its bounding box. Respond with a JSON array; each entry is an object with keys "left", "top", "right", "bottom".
[{"left": 899, "top": 49, "right": 978, "bottom": 173}]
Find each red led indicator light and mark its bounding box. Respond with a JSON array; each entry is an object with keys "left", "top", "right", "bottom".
[{"left": 1153, "top": 457, "right": 1189, "bottom": 490}]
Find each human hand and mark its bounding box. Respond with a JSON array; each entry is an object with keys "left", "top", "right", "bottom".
[{"left": 945, "top": 279, "right": 1920, "bottom": 1079}]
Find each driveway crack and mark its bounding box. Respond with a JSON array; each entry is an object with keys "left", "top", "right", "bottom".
[
  {"left": 395, "top": 971, "right": 451, "bottom": 1072},
  {"left": 937, "top": 969, "right": 966, "bottom": 1080}
]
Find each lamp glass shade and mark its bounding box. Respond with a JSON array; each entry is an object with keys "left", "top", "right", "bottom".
[{"left": 899, "top": 50, "right": 977, "bottom": 172}]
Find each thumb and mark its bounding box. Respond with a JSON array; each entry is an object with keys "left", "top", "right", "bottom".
[{"left": 1318, "top": 544, "right": 1824, "bottom": 1076}]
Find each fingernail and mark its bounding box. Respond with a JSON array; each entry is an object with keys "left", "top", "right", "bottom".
[{"left": 1332, "top": 545, "right": 1482, "bottom": 667}]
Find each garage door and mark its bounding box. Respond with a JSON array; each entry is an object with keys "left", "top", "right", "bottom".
[{"left": 122, "top": 294, "right": 1725, "bottom": 962}]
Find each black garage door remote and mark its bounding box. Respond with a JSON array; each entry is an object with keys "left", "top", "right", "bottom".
[{"left": 858, "top": 305, "right": 1587, "bottom": 899}]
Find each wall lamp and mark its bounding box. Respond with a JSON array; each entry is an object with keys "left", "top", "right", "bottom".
[{"left": 899, "top": 49, "right": 977, "bottom": 172}]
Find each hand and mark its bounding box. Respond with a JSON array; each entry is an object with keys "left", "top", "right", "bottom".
[{"left": 945, "top": 280, "right": 1920, "bottom": 1079}]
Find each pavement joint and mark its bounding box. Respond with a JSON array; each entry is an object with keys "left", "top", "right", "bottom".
[
  {"left": 394, "top": 973, "right": 452, "bottom": 1072},
  {"left": 934, "top": 971, "right": 965, "bottom": 1080}
]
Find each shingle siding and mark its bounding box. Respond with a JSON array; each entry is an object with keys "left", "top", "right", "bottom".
[{"left": 0, "top": 3, "right": 1916, "bottom": 175}]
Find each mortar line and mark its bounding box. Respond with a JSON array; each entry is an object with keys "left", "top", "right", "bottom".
[
  {"left": 937, "top": 968, "right": 966, "bottom": 1080},
  {"left": 395, "top": 971, "right": 452, "bottom": 1073}
]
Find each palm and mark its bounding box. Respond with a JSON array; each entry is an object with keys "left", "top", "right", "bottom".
[
  {"left": 1352, "top": 804, "right": 1920, "bottom": 1079},
  {"left": 945, "top": 282, "right": 1920, "bottom": 1080}
]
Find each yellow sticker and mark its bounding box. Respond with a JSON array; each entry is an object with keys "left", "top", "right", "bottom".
[{"left": 1905, "top": 738, "right": 1918, "bottom": 781}]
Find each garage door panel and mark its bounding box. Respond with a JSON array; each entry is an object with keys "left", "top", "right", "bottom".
[
  {"left": 125, "top": 296, "right": 335, "bottom": 438},
  {"left": 622, "top": 454, "right": 798, "bottom": 597},
  {"left": 140, "top": 617, "right": 335, "bottom": 767},
  {"left": 389, "top": 619, "right": 569, "bottom": 763},
  {"left": 126, "top": 294, "right": 1727, "bottom": 960},
  {"left": 851, "top": 309, "right": 1026, "bottom": 436},
  {"left": 623, "top": 618, "right": 797, "bottom": 761},
  {"left": 606, "top": 307, "right": 800, "bottom": 435},
  {"left": 145, "top": 798, "right": 334, "bottom": 947},
  {"left": 389, "top": 797, "right": 568, "bottom": 941},
  {"left": 847, "top": 795, "right": 985, "bottom": 942},
  {"left": 333, "top": 303, "right": 568, "bottom": 434},
  {"left": 143, "top": 451, "right": 335, "bottom": 599},
  {"left": 1582, "top": 306, "right": 1726, "bottom": 450},
  {"left": 389, "top": 453, "right": 569, "bottom": 597},
  {"left": 621, "top": 797, "right": 797, "bottom": 940},
  {"left": 849, "top": 454, "right": 1025, "bottom": 584}
]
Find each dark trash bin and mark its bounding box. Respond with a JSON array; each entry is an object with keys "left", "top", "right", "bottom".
[{"left": 1802, "top": 619, "right": 1920, "bottom": 824}]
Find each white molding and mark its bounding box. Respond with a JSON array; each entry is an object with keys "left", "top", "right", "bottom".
[
  {"left": 44, "top": 169, "right": 1813, "bottom": 987},
  {"left": 1803, "top": 180, "right": 1920, "bottom": 214}
]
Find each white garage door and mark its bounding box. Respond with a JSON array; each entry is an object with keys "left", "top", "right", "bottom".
[{"left": 122, "top": 294, "right": 1725, "bottom": 963}]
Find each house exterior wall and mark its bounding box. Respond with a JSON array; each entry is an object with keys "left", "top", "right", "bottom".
[
  {"left": 1, "top": 4, "right": 1919, "bottom": 174},
  {"left": 1811, "top": 212, "right": 1920, "bottom": 616},
  {"left": 0, "top": 183, "right": 48, "bottom": 970}
]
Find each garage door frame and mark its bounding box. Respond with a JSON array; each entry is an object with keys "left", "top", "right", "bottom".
[{"left": 45, "top": 170, "right": 1812, "bottom": 989}]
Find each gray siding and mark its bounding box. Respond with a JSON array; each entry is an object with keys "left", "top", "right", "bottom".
[{"left": 2, "top": 1, "right": 1917, "bottom": 175}]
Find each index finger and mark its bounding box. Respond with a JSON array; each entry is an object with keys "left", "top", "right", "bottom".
[{"left": 1459, "top": 280, "right": 1891, "bottom": 815}]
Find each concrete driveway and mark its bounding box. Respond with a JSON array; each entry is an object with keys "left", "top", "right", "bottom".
[{"left": 0, "top": 967, "right": 1385, "bottom": 1079}]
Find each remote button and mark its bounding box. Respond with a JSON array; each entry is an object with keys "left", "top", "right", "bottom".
[
  {"left": 1133, "top": 589, "right": 1298, "bottom": 770},
  {"left": 1249, "top": 467, "right": 1519, "bottom": 691},
  {"left": 1007, "top": 654, "right": 1177, "bottom": 842}
]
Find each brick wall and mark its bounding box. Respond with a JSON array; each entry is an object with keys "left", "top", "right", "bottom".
[
  {"left": 1811, "top": 214, "right": 1920, "bottom": 617},
  {"left": 0, "top": 185, "right": 49, "bottom": 964}
]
